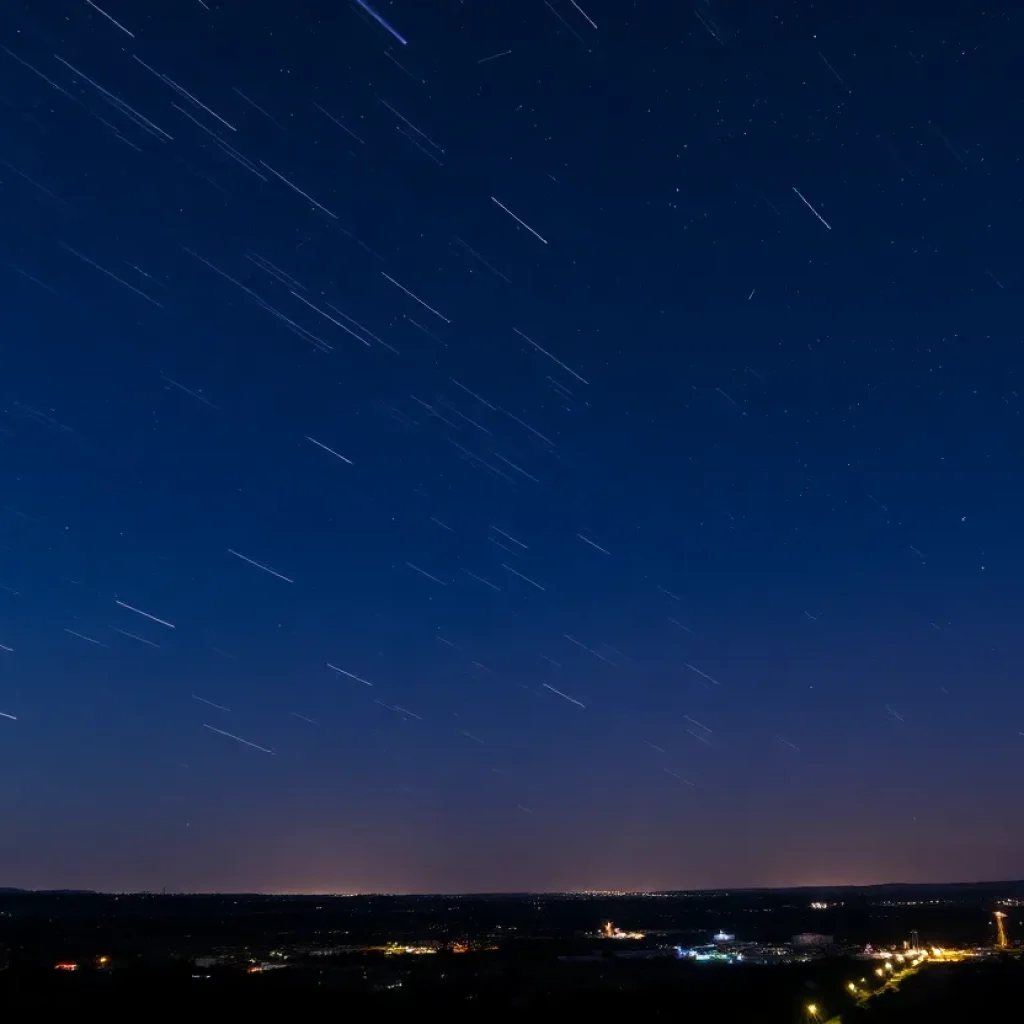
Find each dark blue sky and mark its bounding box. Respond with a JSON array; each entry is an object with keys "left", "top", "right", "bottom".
[{"left": 0, "top": 0, "right": 1020, "bottom": 893}]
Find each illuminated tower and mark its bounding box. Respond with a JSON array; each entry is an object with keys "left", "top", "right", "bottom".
[{"left": 994, "top": 911, "right": 1008, "bottom": 950}]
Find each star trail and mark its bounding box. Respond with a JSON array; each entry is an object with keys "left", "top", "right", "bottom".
[{"left": 0, "top": 0, "right": 1020, "bottom": 894}]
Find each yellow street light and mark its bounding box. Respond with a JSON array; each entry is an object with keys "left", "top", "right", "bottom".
[
  {"left": 847, "top": 982, "right": 857, "bottom": 992},
  {"left": 807, "top": 1005, "right": 818, "bottom": 1017}
]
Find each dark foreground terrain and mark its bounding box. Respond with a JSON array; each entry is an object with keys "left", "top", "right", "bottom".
[
  {"left": 4, "top": 957, "right": 1023, "bottom": 1021},
  {"left": 1, "top": 882, "right": 1022, "bottom": 1019}
]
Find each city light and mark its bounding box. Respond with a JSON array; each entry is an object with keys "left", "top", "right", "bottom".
[
  {"left": 598, "top": 920, "right": 646, "bottom": 940},
  {"left": 994, "top": 911, "right": 1009, "bottom": 950}
]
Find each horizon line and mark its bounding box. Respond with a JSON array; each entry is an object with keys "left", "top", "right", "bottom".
[{"left": 4, "top": 877, "right": 1022, "bottom": 898}]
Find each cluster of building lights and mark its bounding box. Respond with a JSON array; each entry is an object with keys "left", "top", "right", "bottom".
[
  {"left": 598, "top": 921, "right": 646, "bottom": 940},
  {"left": 55, "top": 956, "right": 109, "bottom": 972}
]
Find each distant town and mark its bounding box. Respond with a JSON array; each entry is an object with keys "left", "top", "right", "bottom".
[{"left": 1, "top": 882, "right": 1021, "bottom": 1019}]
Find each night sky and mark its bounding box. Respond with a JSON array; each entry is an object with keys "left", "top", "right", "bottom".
[{"left": 0, "top": 0, "right": 1020, "bottom": 895}]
